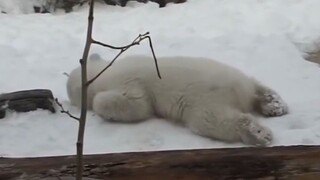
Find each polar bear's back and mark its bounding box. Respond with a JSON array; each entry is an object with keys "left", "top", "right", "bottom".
[
  {"left": 95, "top": 55, "right": 257, "bottom": 113},
  {"left": 97, "top": 55, "right": 256, "bottom": 92},
  {"left": 96, "top": 55, "right": 252, "bottom": 85}
]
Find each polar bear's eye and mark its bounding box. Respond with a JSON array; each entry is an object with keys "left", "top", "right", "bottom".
[{"left": 257, "top": 130, "right": 261, "bottom": 133}]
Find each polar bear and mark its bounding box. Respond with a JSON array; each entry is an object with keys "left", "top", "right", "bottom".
[{"left": 67, "top": 54, "right": 288, "bottom": 146}]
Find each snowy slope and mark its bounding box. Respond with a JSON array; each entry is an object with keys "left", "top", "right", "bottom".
[{"left": 0, "top": 0, "right": 320, "bottom": 157}]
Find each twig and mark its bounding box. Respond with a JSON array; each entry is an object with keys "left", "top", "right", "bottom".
[
  {"left": 63, "top": 72, "right": 70, "bottom": 77},
  {"left": 146, "top": 35, "right": 161, "bottom": 79},
  {"left": 54, "top": 98, "right": 79, "bottom": 121},
  {"left": 92, "top": 32, "right": 149, "bottom": 47},
  {"left": 87, "top": 33, "right": 161, "bottom": 86}
]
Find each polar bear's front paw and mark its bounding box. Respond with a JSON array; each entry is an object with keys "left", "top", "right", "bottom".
[
  {"left": 248, "top": 125, "right": 273, "bottom": 146},
  {"left": 238, "top": 115, "right": 273, "bottom": 146},
  {"left": 260, "top": 93, "right": 288, "bottom": 117}
]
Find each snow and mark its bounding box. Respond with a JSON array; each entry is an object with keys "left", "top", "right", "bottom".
[{"left": 1, "top": 0, "right": 320, "bottom": 157}]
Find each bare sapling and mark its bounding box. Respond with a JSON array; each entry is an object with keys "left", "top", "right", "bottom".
[{"left": 55, "top": 0, "right": 161, "bottom": 179}]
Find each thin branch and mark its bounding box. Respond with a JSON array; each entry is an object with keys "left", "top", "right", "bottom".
[
  {"left": 146, "top": 35, "right": 161, "bottom": 79},
  {"left": 86, "top": 48, "right": 125, "bottom": 86},
  {"left": 92, "top": 40, "right": 135, "bottom": 49},
  {"left": 87, "top": 33, "right": 161, "bottom": 86},
  {"left": 92, "top": 32, "right": 150, "bottom": 49},
  {"left": 63, "top": 72, "right": 69, "bottom": 77},
  {"left": 54, "top": 98, "right": 80, "bottom": 121},
  {"left": 92, "top": 40, "right": 124, "bottom": 49},
  {"left": 91, "top": 32, "right": 148, "bottom": 49}
]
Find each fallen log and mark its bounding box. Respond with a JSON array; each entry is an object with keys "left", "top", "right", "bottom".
[
  {"left": 1, "top": 145, "right": 320, "bottom": 179},
  {"left": 0, "top": 89, "right": 55, "bottom": 119}
]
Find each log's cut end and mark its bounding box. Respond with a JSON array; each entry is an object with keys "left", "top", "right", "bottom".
[{"left": 0, "top": 89, "right": 56, "bottom": 119}]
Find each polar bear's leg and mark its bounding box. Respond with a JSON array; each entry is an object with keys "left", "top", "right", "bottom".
[
  {"left": 255, "top": 85, "right": 288, "bottom": 117},
  {"left": 92, "top": 90, "right": 153, "bottom": 123},
  {"left": 236, "top": 114, "right": 273, "bottom": 146},
  {"left": 185, "top": 107, "right": 272, "bottom": 146}
]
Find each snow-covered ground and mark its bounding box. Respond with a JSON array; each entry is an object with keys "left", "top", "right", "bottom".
[{"left": 0, "top": 0, "right": 320, "bottom": 157}]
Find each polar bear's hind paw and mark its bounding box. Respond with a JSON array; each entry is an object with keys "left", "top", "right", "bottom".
[{"left": 260, "top": 92, "right": 288, "bottom": 117}]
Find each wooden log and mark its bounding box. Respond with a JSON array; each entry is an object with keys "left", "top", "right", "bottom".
[
  {"left": 1, "top": 145, "right": 320, "bottom": 179},
  {"left": 0, "top": 89, "right": 56, "bottom": 119},
  {"left": 105, "top": 0, "right": 187, "bottom": 8}
]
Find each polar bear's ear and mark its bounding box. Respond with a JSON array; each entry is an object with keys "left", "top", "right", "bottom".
[{"left": 89, "top": 53, "right": 102, "bottom": 61}]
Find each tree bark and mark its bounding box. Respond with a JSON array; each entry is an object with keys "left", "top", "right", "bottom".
[{"left": 1, "top": 145, "right": 320, "bottom": 179}]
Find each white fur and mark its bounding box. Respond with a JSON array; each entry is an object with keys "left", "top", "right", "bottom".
[{"left": 67, "top": 54, "right": 288, "bottom": 146}]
